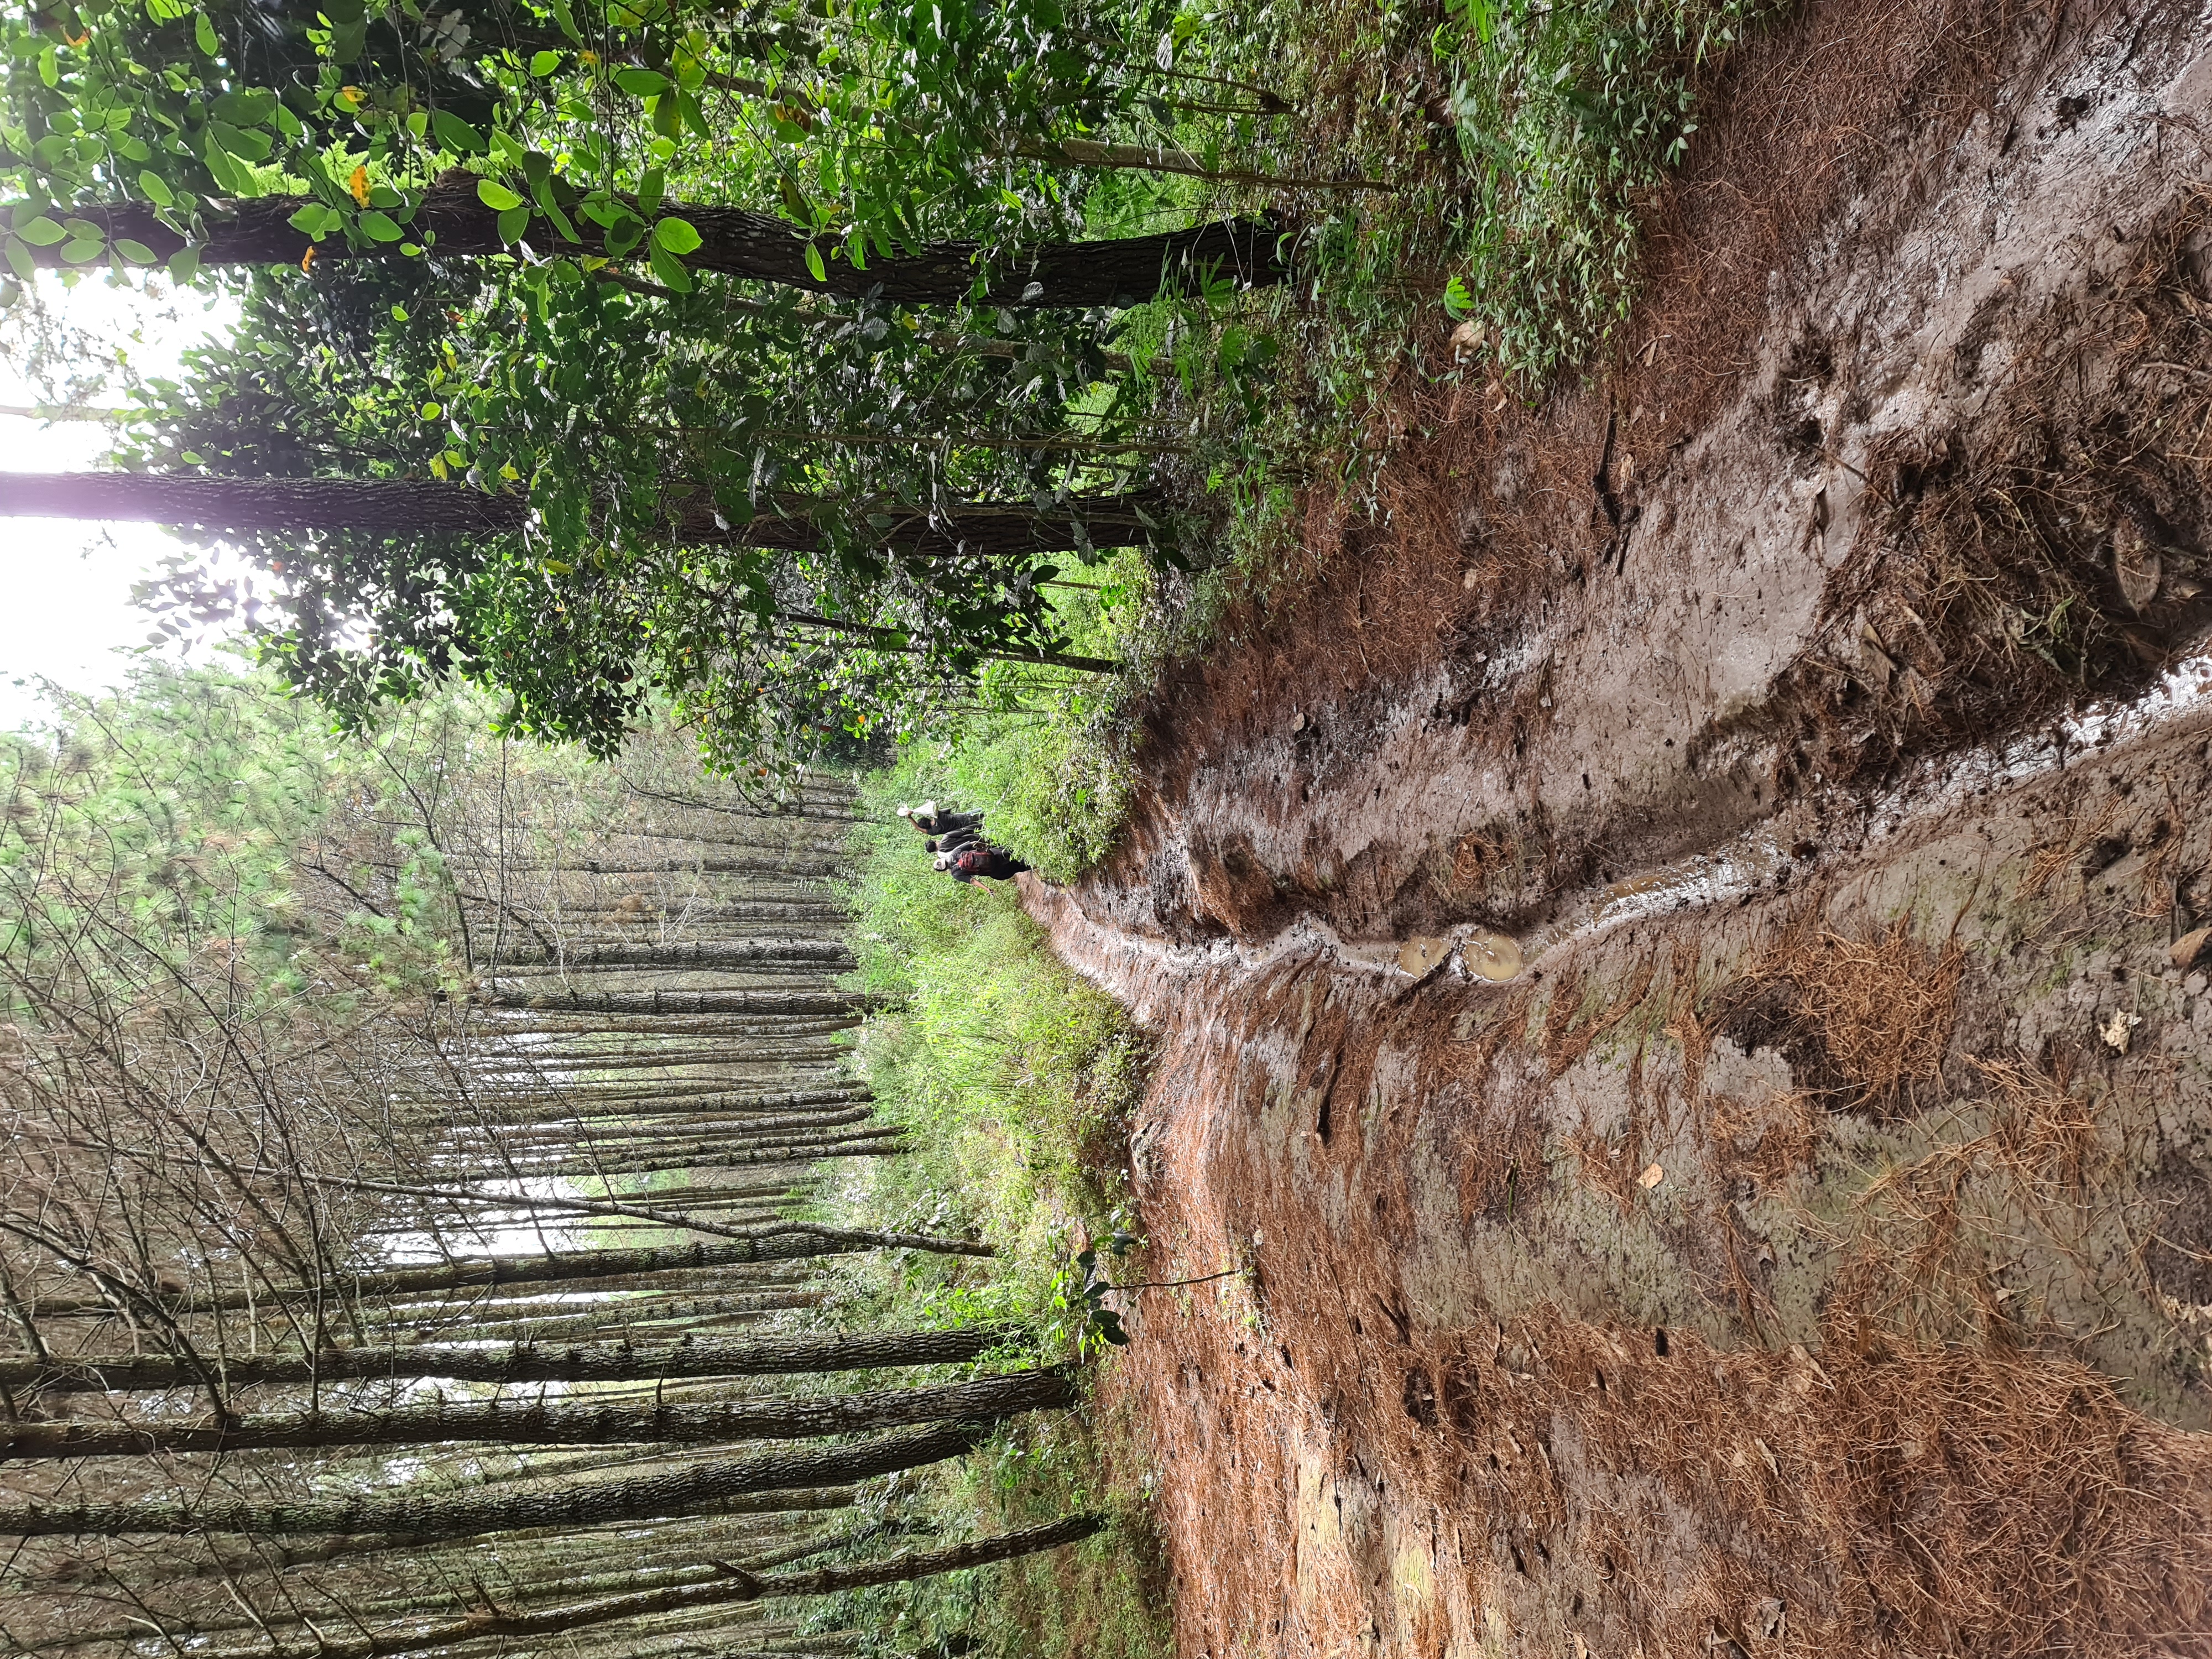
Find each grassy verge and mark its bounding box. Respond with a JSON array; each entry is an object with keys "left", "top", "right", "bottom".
[
  {"left": 874, "top": 549, "right": 1176, "bottom": 881},
  {"left": 807, "top": 760, "right": 1170, "bottom": 1659}
]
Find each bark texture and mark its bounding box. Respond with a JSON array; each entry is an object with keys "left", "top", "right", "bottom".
[
  {"left": 29, "top": 190, "right": 1281, "bottom": 304},
  {"left": 27, "top": 1228, "right": 988, "bottom": 1317},
  {"left": 0, "top": 472, "right": 1156, "bottom": 561},
  {"left": 0, "top": 1369, "right": 1071, "bottom": 1458},
  {"left": 180, "top": 1515, "right": 1103, "bottom": 1659},
  {"left": 0, "top": 1422, "right": 984, "bottom": 1535},
  {"left": 6, "top": 1327, "right": 1011, "bottom": 1394}
]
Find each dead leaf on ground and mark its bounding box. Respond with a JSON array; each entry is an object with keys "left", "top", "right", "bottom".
[
  {"left": 1638, "top": 1162, "right": 1665, "bottom": 1189},
  {"left": 2099, "top": 1008, "right": 2141, "bottom": 1053},
  {"left": 2172, "top": 926, "right": 2210, "bottom": 972}
]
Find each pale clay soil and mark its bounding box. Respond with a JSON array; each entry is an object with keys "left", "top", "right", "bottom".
[{"left": 1024, "top": 5, "right": 2212, "bottom": 1655}]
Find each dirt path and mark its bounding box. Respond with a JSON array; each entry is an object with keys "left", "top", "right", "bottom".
[{"left": 1028, "top": 4, "right": 2212, "bottom": 1653}]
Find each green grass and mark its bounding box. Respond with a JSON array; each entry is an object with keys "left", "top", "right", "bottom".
[
  {"left": 808, "top": 1399, "right": 1173, "bottom": 1659},
  {"left": 873, "top": 550, "right": 1165, "bottom": 881},
  {"left": 833, "top": 754, "right": 1146, "bottom": 1295},
  {"left": 808, "top": 759, "right": 1171, "bottom": 1659}
]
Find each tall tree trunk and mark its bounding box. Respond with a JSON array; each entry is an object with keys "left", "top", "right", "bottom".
[
  {"left": 5, "top": 1327, "right": 1011, "bottom": 1394},
  {"left": 25, "top": 1228, "right": 989, "bottom": 1317},
  {"left": 44, "top": 1488, "right": 861, "bottom": 1584},
  {"left": 179, "top": 1516, "right": 1104, "bottom": 1659},
  {"left": 492, "top": 941, "right": 855, "bottom": 971},
  {"left": 453, "top": 858, "right": 842, "bottom": 877},
  {"left": 0, "top": 472, "right": 1156, "bottom": 560},
  {"left": 0, "top": 1368, "right": 1071, "bottom": 1459},
  {"left": 0, "top": 1421, "right": 984, "bottom": 1535},
  {"left": 25, "top": 1530, "right": 851, "bottom": 1651},
  {"left": 0, "top": 472, "right": 523, "bottom": 535},
  {"left": 477, "top": 1135, "right": 906, "bottom": 1180},
  {"left": 373, "top": 1291, "right": 807, "bottom": 1345},
  {"left": 27, "top": 190, "right": 1281, "bottom": 305},
  {"left": 479, "top": 987, "right": 872, "bottom": 1018}
]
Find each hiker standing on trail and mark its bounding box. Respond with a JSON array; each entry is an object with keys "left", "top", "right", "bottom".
[
  {"left": 941, "top": 844, "right": 1029, "bottom": 883},
  {"left": 927, "top": 822, "right": 984, "bottom": 857}
]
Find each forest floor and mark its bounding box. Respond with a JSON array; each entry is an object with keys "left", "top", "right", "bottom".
[{"left": 1022, "top": 1, "right": 2212, "bottom": 1652}]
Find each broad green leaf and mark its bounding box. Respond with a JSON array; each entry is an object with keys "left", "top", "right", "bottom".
[
  {"left": 15, "top": 217, "right": 66, "bottom": 247},
  {"left": 652, "top": 216, "right": 701, "bottom": 255},
  {"left": 476, "top": 180, "right": 524, "bottom": 212},
  {"left": 603, "top": 215, "right": 644, "bottom": 257},
  {"left": 138, "top": 171, "right": 175, "bottom": 207},
  {"left": 529, "top": 50, "right": 561, "bottom": 75},
  {"left": 431, "top": 110, "right": 483, "bottom": 154},
  {"left": 420, "top": 401, "right": 442, "bottom": 419},
  {"left": 647, "top": 241, "right": 693, "bottom": 293},
  {"left": 614, "top": 67, "right": 669, "bottom": 97},
  {"left": 356, "top": 210, "right": 403, "bottom": 242},
  {"left": 803, "top": 241, "right": 827, "bottom": 283},
  {"left": 59, "top": 238, "right": 103, "bottom": 264},
  {"left": 547, "top": 0, "right": 583, "bottom": 43},
  {"left": 3, "top": 237, "right": 32, "bottom": 281},
  {"left": 211, "top": 88, "right": 279, "bottom": 126},
  {"left": 637, "top": 167, "right": 666, "bottom": 216},
  {"left": 193, "top": 11, "right": 217, "bottom": 53},
  {"left": 208, "top": 121, "right": 272, "bottom": 162},
  {"left": 114, "top": 239, "right": 158, "bottom": 264},
  {"left": 495, "top": 205, "right": 529, "bottom": 244},
  {"left": 199, "top": 143, "right": 241, "bottom": 194},
  {"left": 168, "top": 246, "right": 201, "bottom": 284}
]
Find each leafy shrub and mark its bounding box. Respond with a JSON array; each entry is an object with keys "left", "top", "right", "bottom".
[{"left": 1444, "top": 0, "right": 1780, "bottom": 377}]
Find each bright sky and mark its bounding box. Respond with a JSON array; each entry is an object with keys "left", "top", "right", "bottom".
[{"left": 0, "top": 274, "right": 242, "bottom": 731}]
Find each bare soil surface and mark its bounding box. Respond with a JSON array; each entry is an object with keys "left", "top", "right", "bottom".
[{"left": 1030, "top": 3, "right": 2212, "bottom": 1652}]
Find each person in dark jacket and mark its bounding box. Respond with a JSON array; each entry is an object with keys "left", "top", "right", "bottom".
[
  {"left": 927, "top": 823, "right": 984, "bottom": 857},
  {"left": 945, "top": 844, "right": 1029, "bottom": 883}
]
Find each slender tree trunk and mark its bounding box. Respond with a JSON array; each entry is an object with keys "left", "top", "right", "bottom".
[
  {"left": 24, "top": 1228, "right": 989, "bottom": 1317},
  {"left": 25, "top": 190, "right": 1281, "bottom": 304},
  {"left": 26, "top": 1531, "right": 850, "bottom": 1652},
  {"left": 0, "top": 1368, "right": 1070, "bottom": 1459},
  {"left": 0, "top": 472, "right": 1155, "bottom": 561},
  {"left": 45, "top": 1488, "right": 861, "bottom": 1583},
  {"left": 478, "top": 1136, "right": 906, "bottom": 1180},
  {"left": 492, "top": 942, "right": 855, "bottom": 970},
  {"left": 453, "top": 858, "right": 841, "bottom": 877},
  {"left": 5, "top": 1327, "right": 1011, "bottom": 1395},
  {"left": 179, "top": 1516, "right": 1104, "bottom": 1659},
  {"left": 0, "top": 472, "right": 523, "bottom": 534},
  {"left": 0, "top": 1421, "right": 985, "bottom": 1535},
  {"left": 479, "top": 987, "right": 871, "bottom": 1017}
]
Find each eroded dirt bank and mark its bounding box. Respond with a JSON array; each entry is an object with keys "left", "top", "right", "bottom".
[{"left": 1031, "top": 2, "right": 2212, "bottom": 1653}]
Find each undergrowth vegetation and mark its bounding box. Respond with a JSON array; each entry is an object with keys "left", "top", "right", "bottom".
[
  {"left": 893, "top": 0, "right": 1792, "bottom": 873},
  {"left": 1207, "top": 0, "right": 1783, "bottom": 498},
  {"left": 810, "top": 758, "right": 1167, "bottom": 1659}
]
